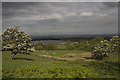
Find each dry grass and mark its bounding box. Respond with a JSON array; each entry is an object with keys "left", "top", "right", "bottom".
[{"left": 37, "top": 52, "right": 95, "bottom": 61}]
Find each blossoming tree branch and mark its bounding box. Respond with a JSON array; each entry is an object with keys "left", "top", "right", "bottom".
[{"left": 2, "top": 26, "right": 35, "bottom": 59}]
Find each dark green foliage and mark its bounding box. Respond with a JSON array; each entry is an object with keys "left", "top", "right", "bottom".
[
  {"left": 89, "top": 37, "right": 105, "bottom": 50},
  {"left": 33, "top": 37, "right": 105, "bottom": 51},
  {"left": 33, "top": 43, "right": 57, "bottom": 50},
  {"left": 65, "top": 41, "right": 75, "bottom": 50}
]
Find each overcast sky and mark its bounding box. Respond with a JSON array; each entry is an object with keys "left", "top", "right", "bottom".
[{"left": 2, "top": 2, "right": 118, "bottom": 35}]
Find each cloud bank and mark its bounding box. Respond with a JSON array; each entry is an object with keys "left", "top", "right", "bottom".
[{"left": 2, "top": 2, "right": 118, "bottom": 35}]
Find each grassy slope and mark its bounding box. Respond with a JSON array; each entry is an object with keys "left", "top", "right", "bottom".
[
  {"left": 2, "top": 50, "right": 87, "bottom": 69},
  {"left": 2, "top": 50, "right": 119, "bottom": 78},
  {"left": 35, "top": 50, "right": 87, "bottom": 56}
]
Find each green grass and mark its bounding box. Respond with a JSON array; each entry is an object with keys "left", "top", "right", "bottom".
[
  {"left": 2, "top": 50, "right": 119, "bottom": 78},
  {"left": 34, "top": 50, "right": 87, "bottom": 56},
  {"left": 103, "top": 53, "right": 119, "bottom": 62},
  {"left": 2, "top": 50, "right": 87, "bottom": 69}
]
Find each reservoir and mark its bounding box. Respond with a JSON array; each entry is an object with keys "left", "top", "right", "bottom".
[{"left": 31, "top": 40, "right": 67, "bottom": 44}]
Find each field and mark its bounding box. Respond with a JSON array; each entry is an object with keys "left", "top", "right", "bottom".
[{"left": 2, "top": 50, "right": 119, "bottom": 78}]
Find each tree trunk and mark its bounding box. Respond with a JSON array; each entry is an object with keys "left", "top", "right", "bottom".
[{"left": 11, "top": 52, "right": 16, "bottom": 60}]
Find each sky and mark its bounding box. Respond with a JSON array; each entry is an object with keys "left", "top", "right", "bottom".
[
  {"left": 2, "top": 2, "right": 118, "bottom": 35},
  {"left": 1, "top": 0, "right": 120, "bottom": 2}
]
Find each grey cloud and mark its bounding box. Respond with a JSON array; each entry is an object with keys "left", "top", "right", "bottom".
[
  {"left": 99, "top": 2, "right": 118, "bottom": 10},
  {"left": 103, "top": 2, "right": 118, "bottom": 8},
  {"left": 2, "top": 0, "right": 120, "bottom": 2},
  {"left": 2, "top": 2, "right": 118, "bottom": 35}
]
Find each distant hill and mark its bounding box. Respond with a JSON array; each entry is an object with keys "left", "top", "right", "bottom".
[{"left": 30, "top": 34, "right": 118, "bottom": 40}]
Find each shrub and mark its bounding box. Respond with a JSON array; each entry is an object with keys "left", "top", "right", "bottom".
[
  {"left": 2, "top": 66, "right": 97, "bottom": 78},
  {"left": 92, "top": 36, "right": 120, "bottom": 60},
  {"left": 65, "top": 41, "right": 75, "bottom": 50},
  {"left": 34, "top": 43, "right": 57, "bottom": 50}
]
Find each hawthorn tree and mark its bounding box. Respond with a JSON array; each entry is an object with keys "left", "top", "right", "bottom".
[
  {"left": 92, "top": 36, "right": 120, "bottom": 60},
  {"left": 2, "top": 26, "right": 35, "bottom": 59}
]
